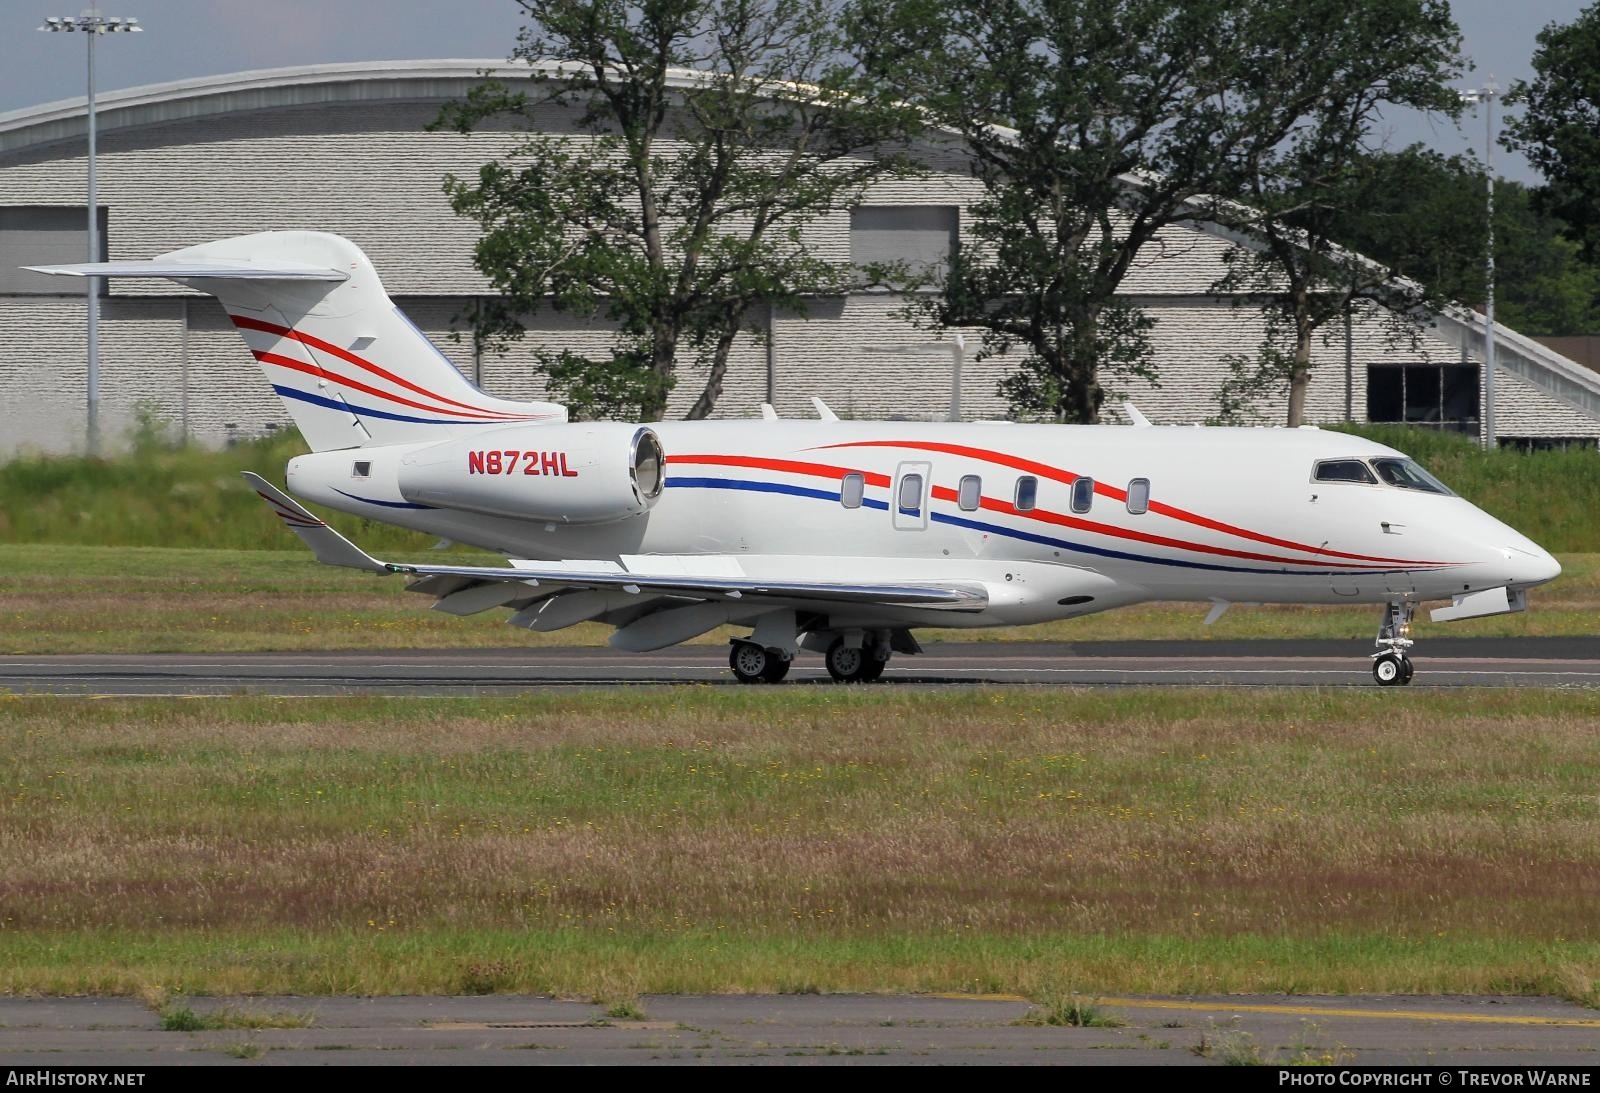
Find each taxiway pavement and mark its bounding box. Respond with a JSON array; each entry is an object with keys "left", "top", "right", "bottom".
[
  {"left": 1, "top": 638, "right": 1597, "bottom": 695},
  {"left": 2, "top": 992, "right": 1598, "bottom": 1066}
]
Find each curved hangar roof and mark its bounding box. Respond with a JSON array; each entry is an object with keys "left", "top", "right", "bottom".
[{"left": 0, "top": 58, "right": 658, "bottom": 155}]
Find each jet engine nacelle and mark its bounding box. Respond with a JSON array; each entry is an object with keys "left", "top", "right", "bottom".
[{"left": 396, "top": 423, "right": 665, "bottom": 524}]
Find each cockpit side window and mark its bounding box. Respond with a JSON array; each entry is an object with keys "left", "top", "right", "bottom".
[
  {"left": 1313, "top": 459, "right": 1377, "bottom": 485},
  {"left": 1370, "top": 457, "right": 1456, "bottom": 495}
]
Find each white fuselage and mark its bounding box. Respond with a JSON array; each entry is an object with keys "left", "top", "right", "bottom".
[{"left": 284, "top": 420, "right": 1560, "bottom": 633}]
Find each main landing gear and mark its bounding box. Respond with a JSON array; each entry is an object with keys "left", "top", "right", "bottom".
[
  {"left": 1372, "top": 600, "right": 1416, "bottom": 687},
  {"left": 727, "top": 631, "right": 896, "bottom": 684},
  {"left": 824, "top": 636, "right": 888, "bottom": 683},
  {"left": 728, "top": 640, "right": 792, "bottom": 683}
]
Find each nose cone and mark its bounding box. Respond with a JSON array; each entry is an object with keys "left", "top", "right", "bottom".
[{"left": 1507, "top": 543, "right": 1562, "bottom": 588}]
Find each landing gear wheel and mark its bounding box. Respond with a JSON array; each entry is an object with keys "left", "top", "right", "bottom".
[
  {"left": 730, "top": 641, "right": 773, "bottom": 684},
  {"left": 1399, "top": 655, "right": 1414, "bottom": 685},
  {"left": 825, "top": 638, "right": 870, "bottom": 683},
  {"left": 1373, "top": 653, "right": 1409, "bottom": 687},
  {"left": 760, "top": 654, "right": 791, "bottom": 683},
  {"left": 859, "top": 651, "right": 888, "bottom": 682}
]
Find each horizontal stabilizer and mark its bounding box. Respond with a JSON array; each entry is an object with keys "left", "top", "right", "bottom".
[{"left": 23, "top": 260, "right": 347, "bottom": 281}]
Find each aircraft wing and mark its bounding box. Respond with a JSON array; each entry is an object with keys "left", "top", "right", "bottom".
[{"left": 246, "top": 473, "right": 988, "bottom": 629}]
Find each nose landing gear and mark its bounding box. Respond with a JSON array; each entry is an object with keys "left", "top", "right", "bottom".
[{"left": 1372, "top": 600, "right": 1416, "bottom": 687}]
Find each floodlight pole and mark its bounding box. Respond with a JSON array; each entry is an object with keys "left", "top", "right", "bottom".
[
  {"left": 39, "top": 8, "right": 143, "bottom": 456},
  {"left": 1461, "top": 79, "right": 1499, "bottom": 450}
]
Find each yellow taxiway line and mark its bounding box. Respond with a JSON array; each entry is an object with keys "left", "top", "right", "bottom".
[{"left": 932, "top": 994, "right": 1600, "bottom": 1028}]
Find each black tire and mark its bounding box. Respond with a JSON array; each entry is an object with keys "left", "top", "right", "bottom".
[
  {"left": 1373, "top": 653, "right": 1404, "bottom": 687},
  {"left": 825, "top": 638, "right": 868, "bottom": 683},
  {"left": 1399, "top": 655, "right": 1415, "bottom": 685},
  {"left": 859, "top": 652, "right": 888, "bottom": 682},
  {"left": 729, "top": 641, "right": 770, "bottom": 684},
  {"left": 760, "top": 654, "right": 792, "bottom": 683}
]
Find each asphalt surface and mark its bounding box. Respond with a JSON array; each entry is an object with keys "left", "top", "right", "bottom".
[
  {"left": 1, "top": 993, "right": 1598, "bottom": 1066},
  {"left": 2, "top": 638, "right": 1599, "bottom": 695}
]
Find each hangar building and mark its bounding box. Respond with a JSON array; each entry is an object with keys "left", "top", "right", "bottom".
[{"left": 2, "top": 59, "right": 1599, "bottom": 454}]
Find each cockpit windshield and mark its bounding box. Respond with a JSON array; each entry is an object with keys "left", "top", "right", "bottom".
[{"left": 1370, "top": 457, "right": 1455, "bottom": 496}]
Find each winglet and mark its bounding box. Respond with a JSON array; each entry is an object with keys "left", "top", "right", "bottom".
[
  {"left": 243, "top": 472, "right": 390, "bottom": 573},
  {"left": 810, "top": 396, "right": 839, "bottom": 421}
]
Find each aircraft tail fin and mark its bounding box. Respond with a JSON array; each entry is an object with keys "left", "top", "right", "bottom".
[{"left": 26, "top": 231, "right": 565, "bottom": 452}]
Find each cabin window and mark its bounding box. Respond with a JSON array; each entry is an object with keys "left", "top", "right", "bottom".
[
  {"left": 1313, "top": 459, "right": 1376, "bottom": 484},
  {"left": 352, "top": 461, "right": 372, "bottom": 479},
  {"left": 1070, "top": 476, "right": 1094, "bottom": 514},
  {"left": 958, "top": 474, "right": 982, "bottom": 511},
  {"left": 1126, "top": 478, "right": 1150, "bottom": 514},
  {"left": 898, "top": 473, "right": 924, "bottom": 516},
  {"left": 840, "top": 472, "right": 864, "bottom": 509},
  {"left": 1014, "top": 476, "right": 1038, "bottom": 512},
  {"left": 1370, "top": 457, "right": 1455, "bottom": 495}
]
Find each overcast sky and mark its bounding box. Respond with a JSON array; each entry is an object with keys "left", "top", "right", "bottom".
[{"left": 0, "top": 0, "right": 1590, "bottom": 185}]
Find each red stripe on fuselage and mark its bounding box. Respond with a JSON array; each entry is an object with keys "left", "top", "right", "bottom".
[
  {"left": 230, "top": 314, "right": 534, "bottom": 420},
  {"left": 669, "top": 454, "right": 1413, "bottom": 569},
  {"left": 812, "top": 439, "right": 1451, "bottom": 567},
  {"left": 669, "top": 453, "right": 892, "bottom": 488}
]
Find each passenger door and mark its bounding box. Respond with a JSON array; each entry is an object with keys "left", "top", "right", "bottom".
[{"left": 892, "top": 461, "right": 931, "bottom": 531}]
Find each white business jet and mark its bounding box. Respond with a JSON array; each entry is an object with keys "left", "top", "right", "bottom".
[{"left": 29, "top": 231, "right": 1561, "bottom": 686}]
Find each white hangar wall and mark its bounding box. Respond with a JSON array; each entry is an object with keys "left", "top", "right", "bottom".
[{"left": 1, "top": 60, "right": 1596, "bottom": 455}]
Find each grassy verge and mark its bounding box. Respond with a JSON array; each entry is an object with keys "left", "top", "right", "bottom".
[
  {"left": 2, "top": 689, "right": 1596, "bottom": 998},
  {"left": 4, "top": 424, "right": 1599, "bottom": 553},
  {"left": 1, "top": 543, "right": 1596, "bottom": 654}
]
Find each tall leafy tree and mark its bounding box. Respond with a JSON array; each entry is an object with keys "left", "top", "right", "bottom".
[
  {"left": 1504, "top": 2, "right": 1600, "bottom": 264},
  {"left": 1205, "top": 0, "right": 1464, "bottom": 427},
  {"left": 848, "top": 0, "right": 1461, "bottom": 423},
  {"left": 436, "top": 0, "right": 917, "bottom": 421},
  {"left": 1342, "top": 156, "right": 1600, "bottom": 337},
  {"left": 1211, "top": 147, "right": 1480, "bottom": 425}
]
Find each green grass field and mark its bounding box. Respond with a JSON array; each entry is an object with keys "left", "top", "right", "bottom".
[
  {"left": 0, "top": 543, "right": 1594, "bottom": 654},
  {"left": 1, "top": 689, "right": 1596, "bottom": 999},
  {"left": 0, "top": 421, "right": 1595, "bottom": 652}
]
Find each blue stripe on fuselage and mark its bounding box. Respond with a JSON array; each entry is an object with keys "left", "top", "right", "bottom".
[
  {"left": 665, "top": 476, "right": 890, "bottom": 510},
  {"left": 667, "top": 475, "right": 1420, "bottom": 577}
]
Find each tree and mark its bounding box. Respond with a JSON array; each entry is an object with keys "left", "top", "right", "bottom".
[
  {"left": 436, "top": 0, "right": 917, "bottom": 421},
  {"left": 1336, "top": 153, "right": 1600, "bottom": 337},
  {"left": 1218, "top": 143, "right": 1600, "bottom": 424},
  {"left": 1504, "top": 2, "right": 1600, "bottom": 264},
  {"left": 848, "top": 0, "right": 1464, "bottom": 423},
  {"left": 1205, "top": 0, "right": 1467, "bottom": 427}
]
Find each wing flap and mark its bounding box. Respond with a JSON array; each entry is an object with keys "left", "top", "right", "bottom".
[{"left": 389, "top": 560, "right": 987, "bottom": 610}]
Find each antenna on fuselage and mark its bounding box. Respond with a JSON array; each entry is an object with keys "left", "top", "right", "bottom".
[
  {"left": 811, "top": 397, "right": 839, "bottom": 422},
  {"left": 1122, "top": 402, "right": 1153, "bottom": 427}
]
